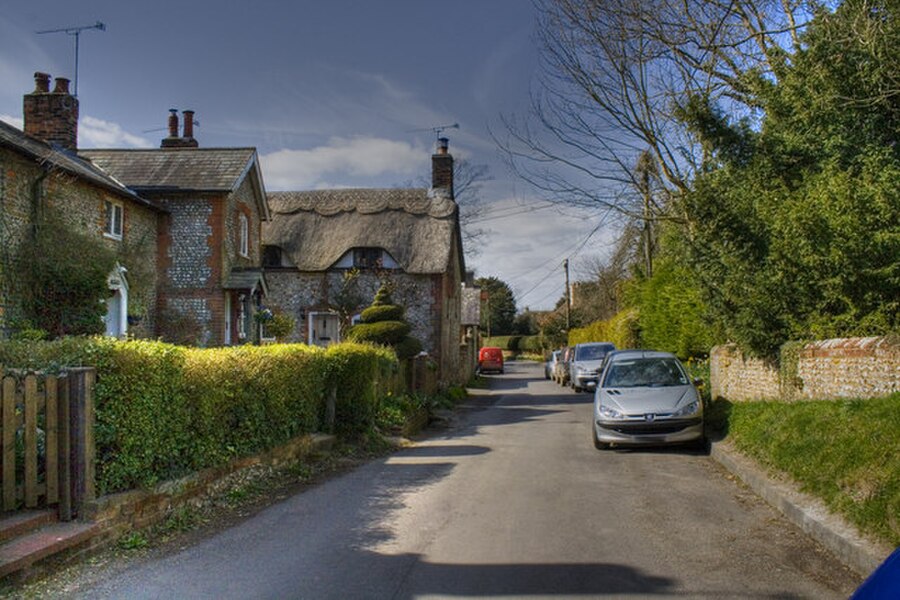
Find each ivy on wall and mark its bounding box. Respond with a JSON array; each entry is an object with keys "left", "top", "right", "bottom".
[{"left": 17, "top": 207, "right": 116, "bottom": 337}]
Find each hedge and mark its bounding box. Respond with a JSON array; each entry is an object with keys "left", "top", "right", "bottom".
[
  {"left": 482, "top": 335, "right": 543, "bottom": 352},
  {"left": 568, "top": 308, "right": 640, "bottom": 349},
  {"left": 0, "top": 337, "right": 397, "bottom": 495}
]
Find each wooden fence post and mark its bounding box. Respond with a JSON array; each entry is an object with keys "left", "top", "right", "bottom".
[{"left": 67, "top": 368, "right": 95, "bottom": 518}]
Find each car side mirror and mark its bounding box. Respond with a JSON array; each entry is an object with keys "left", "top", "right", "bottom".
[{"left": 693, "top": 378, "right": 704, "bottom": 387}]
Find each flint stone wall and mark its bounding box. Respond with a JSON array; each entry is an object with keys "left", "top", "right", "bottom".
[{"left": 710, "top": 336, "right": 899, "bottom": 402}]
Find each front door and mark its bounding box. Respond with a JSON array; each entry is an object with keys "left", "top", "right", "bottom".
[{"left": 309, "top": 312, "right": 340, "bottom": 347}]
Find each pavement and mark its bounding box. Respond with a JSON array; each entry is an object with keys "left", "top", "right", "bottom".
[{"left": 709, "top": 441, "right": 895, "bottom": 577}]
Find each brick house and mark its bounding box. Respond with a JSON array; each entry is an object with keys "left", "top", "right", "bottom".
[
  {"left": 82, "top": 112, "right": 271, "bottom": 347},
  {"left": 0, "top": 73, "right": 163, "bottom": 338},
  {"left": 262, "top": 140, "right": 467, "bottom": 383}
]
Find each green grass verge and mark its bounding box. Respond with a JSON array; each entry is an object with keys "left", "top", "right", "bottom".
[{"left": 707, "top": 393, "right": 900, "bottom": 547}]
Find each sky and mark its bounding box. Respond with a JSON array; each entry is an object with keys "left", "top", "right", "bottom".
[{"left": 0, "top": 0, "right": 617, "bottom": 311}]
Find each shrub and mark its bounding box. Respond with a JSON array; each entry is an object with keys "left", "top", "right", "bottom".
[
  {"left": 325, "top": 342, "right": 397, "bottom": 435},
  {"left": 360, "top": 305, "right": 404, "bottom": 323},
  {"left": 348, "top": 321, "right": 411, "bottom": 345}
]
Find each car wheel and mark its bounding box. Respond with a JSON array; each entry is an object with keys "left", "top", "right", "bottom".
[
  {"left": 574, "top": 385, "right": 582, "bottom": 393},
  {"left": 499, "top": 368, "right": 504, "bottom": 374},
  {"left": 592, "top": 429, "right": 608, "bottom": 450}
]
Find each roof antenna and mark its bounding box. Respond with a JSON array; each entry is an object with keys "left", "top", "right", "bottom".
[
  {"left": 36, "top": 21, "right": 106, "bottom": 97},
  {"left": 432, "top": 122, "right": 459, "bottom": 140}
]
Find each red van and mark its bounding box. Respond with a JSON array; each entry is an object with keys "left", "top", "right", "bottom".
[{"left": 478, "top": 346, "right": 504, "bottom": 374}]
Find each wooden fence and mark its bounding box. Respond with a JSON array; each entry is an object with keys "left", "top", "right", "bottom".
[{"left": 0, "top": 368, "right": 94, "bottom": 520}]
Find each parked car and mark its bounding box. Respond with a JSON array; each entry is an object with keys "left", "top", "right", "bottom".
[
  {"left": 592, "top": 350, "right": 705, "bottom": 449},
  {"left": 555, "top": 346, "right": 573, "bottom": 386},
  {"left": 568, "top": 342, "right": 616, "bottom": 392},
  {"left": 478, "top": 346, "right": 504, "bottom": 374},
  {"left": 544, "top": 349, "right": 561, "bottom": 380}
]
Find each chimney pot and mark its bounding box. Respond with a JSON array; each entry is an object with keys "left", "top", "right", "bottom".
[
  {"left": 167, "top": 109, "right": 179, "bottom": 138},
  {"left": 24, "top": 72, "right": 79, "bottom": 151},
  {"left": 437, "top": 137, "right": 449, "bottom": 155},
  {"left": 53, "top": 77, "right": 70, "bottom": 94},
  {"left": 34, "top": 72, "right": 51, "bottom": 93},
  {"left": 182, "top": 109, "right": 194, "bottom": 139}
]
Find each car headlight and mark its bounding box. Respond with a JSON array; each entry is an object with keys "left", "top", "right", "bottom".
[
  {"left": 598, "top": 404, "right": 624, "bottom": 420},
  {"left": 672, "top": 400, "right": 700, "bottom": 418}
]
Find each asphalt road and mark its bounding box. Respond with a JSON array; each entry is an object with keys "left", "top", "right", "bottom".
[{"left": 75, "top": 361, "right": 860, "bottom": 599}]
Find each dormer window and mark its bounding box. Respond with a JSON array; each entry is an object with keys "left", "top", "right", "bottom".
[
  {"left": 103, "top": 200, "right": 123, "bottom": 240},
  {"left": 353, "top": 248, "right": 382, "bottom": 269},
  {"left": 239, "top": 213, "right": 249, "bottom": 258}
]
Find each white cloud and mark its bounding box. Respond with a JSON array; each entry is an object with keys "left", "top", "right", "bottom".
[
  {"left": 0, "top": 114, "right": 23, "bottom": 129},
  {"left": 466, "top": 196, "right": 616, "bottom": 310},
  {"left": 79, "top": 116, "right": 153, "bottom": 149},
  {"left": 260, "top": 136, "right": 427, "bottom": 190}
]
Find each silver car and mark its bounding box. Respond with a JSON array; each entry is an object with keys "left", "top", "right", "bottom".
[
  {"left": 569, "top": 342, "right": 616, "bottom": 392},
  {"left": 544, "top": 350, "right": 561, "bottom": 380},
  {"left": 592, "top": 350, "right": 704, "bottom": 448}
]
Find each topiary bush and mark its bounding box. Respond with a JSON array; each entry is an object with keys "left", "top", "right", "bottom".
[{"left": 348, "top": 283, "right": 422, "bottom": 360}]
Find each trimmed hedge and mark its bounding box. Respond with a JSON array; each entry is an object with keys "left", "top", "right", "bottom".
[
  {"left": 360, "top": 305, "right": 404, "bottom": 323},
  {"left": 348, "top": 321, "right": 411, "bottom": 345},
  {"left": 568, "top": 308, "right": 640, "bottom": 349},
  {"left": 0, "top": 337, "right": 397, "bottom": 495},
  {"left": 483, "top": 335, "right": 543, "bottom": 353}
]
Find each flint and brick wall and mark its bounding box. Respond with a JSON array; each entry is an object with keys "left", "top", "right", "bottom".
[
  {"left": 0, "top": 147, "right": 160, "bottom": 335},
  {"left": 710, "top": 336, "right": 900, "bottom": 402}
]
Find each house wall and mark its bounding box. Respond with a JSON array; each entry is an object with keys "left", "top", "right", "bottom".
[
  {"left": 154, "top": 180, "right": 265, "bottom": 347},
  {"left": 0, "top": 147, "right": 159, "bottom": 335},
  {"left": 155, "top": 193, "right": 220, "bottom": 346},
  {"left": 710, "top": 337, "right": 900, "bottom": 401},
  {"left": 265, "top": 269, "right": 439, "bottom": 352}
]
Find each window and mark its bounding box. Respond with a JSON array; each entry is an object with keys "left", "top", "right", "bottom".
[
  {"left": 239, "top": 213, "right": 249, "bottom": 258},
  {"left": 104, "top": 200, "right": 123, "bottom": 239},
  {"left": 353, "top": 248, "right": 382, "bottom": 269},
  {"left": 262, "top": 245, "right": 282, "bottom": 268}
]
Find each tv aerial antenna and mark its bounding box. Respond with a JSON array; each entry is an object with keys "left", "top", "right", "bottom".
[
  {"left": 409, "top": 122, "right": 460, "bottom": 140},
  {"left": 36, "top": 21, "right": 106, "bottom": 97}
]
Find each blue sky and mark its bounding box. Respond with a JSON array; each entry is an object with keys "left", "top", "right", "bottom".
[{"left": 1, "top": 0, "right": 615, "bottom": 311}]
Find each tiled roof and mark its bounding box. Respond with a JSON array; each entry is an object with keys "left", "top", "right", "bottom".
[
  {"left": 264, "top": 188, "right": 460, "bottom": 274},
  {"left": 80, "top": 147, "right": 258, "bottom": 192},
  {"left": 0, "top": 120, "right": 154, "bottom": 208}
]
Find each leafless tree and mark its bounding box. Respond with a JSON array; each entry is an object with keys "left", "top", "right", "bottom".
[{"left": 498, "top": 0, "right": 819, "bottom": 223}]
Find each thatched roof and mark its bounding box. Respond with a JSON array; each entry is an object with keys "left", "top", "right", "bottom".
[{"left": 263, "top": 188, "right": 459, "bottom": 274}]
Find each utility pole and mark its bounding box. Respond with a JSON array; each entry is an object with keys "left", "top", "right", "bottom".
[
  {"left": 563, "top": 258, "right": 571, "bottom": 332},
  {"left": 36, "top": 21, "right": 106, "bottom": 97}
]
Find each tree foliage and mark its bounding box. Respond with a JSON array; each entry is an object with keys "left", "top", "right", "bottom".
[
  {"left": 681, "top": 0, "right": 900, "bottom": 355},
  {"left": 474, "top": 276, "right": 517, "bottom": 336}
]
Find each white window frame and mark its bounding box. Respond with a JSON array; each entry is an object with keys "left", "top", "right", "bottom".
[
  {"left": 238, "top": 213, "right": 249, "bottom": 258},
  {"left": 104, "top": 200, "right": 124, "bottom": 240}
]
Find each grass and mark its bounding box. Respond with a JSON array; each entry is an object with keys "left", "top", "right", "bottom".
[{"left": 708, "top": 393, "right": 900, "bottom": 547}]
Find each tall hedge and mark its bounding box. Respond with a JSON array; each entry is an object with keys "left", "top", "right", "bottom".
[
  {"left": 568, "top": 309, "right": 640, "bottom": 350},
  {"left": 0, "top": 337, "right": 397, "bottom": 494}
]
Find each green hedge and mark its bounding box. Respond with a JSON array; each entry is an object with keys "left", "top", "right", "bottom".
[
  {"left": 348, "top": 321, "right": 411, "bottom": 345},
  {"left": 482, "top": 335, "right": 543, "bottom": 352},
  {"left": 0, "top": 337, "right": 397, "bottom": 494},
  {"left": 568, "top": 308, "right": 640, "bottom": 349},
  {"left": 360, "top": 305, "right": 404, "bottom": 323}
]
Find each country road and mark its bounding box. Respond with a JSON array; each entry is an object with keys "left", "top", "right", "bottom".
[{"left": 49, "top": 361, "right": 861, "bottom": 599}]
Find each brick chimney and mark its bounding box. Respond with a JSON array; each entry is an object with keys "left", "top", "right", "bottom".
[
  {"left": 432, "top": 137, "right": 454, "bottom": 198},
  {"left": 23, "top": 72, "right": 79, "bottom": 151},
  {"left": 161, "top": 108, "right": 199, "bottom": 148}
]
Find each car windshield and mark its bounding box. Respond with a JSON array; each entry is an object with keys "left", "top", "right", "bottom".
[
  {"left": 602, "top": 358, "right": 688, "bottom": 388},
  {"left": 575, "top": 344, "right": 613, "bottom": 361}
]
